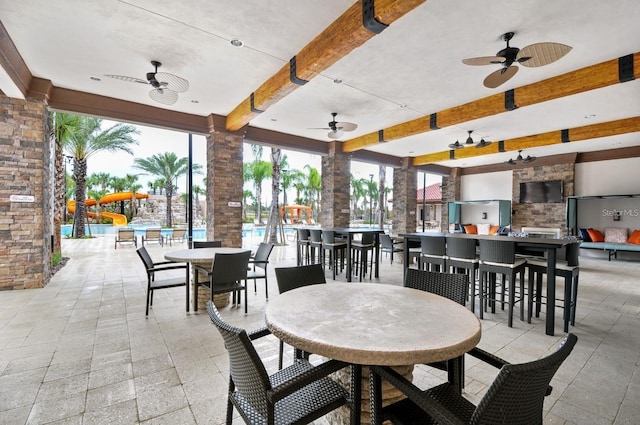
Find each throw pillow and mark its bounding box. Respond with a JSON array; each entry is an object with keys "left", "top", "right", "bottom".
[
  {"left": 627, "top": 229, "right": 640, "bottom": 244},
  {"left": 578, "top": 228, "right": 591, "bottom": 242},
  {"left": 489, "top": 225, "right": 500, "bottom": 235},
  {"left": 586, "top": 229, "right": 604, "bottom": 242},
  {"left": 604, "top": 227, "right": 628, "bottom": 244},
  {"left": 477, "top": 223, "right": 490, "bottom": 235},
  {"left": 463, "top": 224, "right": 478, "bottom": 234}
]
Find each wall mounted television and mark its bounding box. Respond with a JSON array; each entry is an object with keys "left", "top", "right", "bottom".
[{"left": 519, "top": 180, "right": 564, "bottom": 203}]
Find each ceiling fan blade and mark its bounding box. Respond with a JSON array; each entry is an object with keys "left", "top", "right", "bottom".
[
  {"left": 149, "top": 88, "right": 178, "bottom": 105},
  {"left": 483, "top": 65, "right": 519, "bottom": 88},
  {"left": 462, "top": 56, "right": 505, "bottom": 66},
  {"left": 448, "top": 141, "right": 463, "bottom": 149},
  {"left": 517, "top": 42, "right": 572, "bottom": 67},
  {"left": 104, "top": 74, "right": 148, "bottom": 85},
  {"left": 154, "top": 72, "right": 189, "bottom": 93},
  {"left": 336, "top": 121, "right": 357, "bottom": 132}
]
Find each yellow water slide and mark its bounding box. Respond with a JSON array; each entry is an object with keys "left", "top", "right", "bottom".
[{"left": 67, "top": 192, "right": 149, "bottom": 225}]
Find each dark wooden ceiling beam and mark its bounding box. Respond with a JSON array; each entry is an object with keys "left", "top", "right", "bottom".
[
  {"left": 225, "top": 0, "right": 426, "bottom": 131},
  {"left": 0, "top": 20, "right": 32, "bottom": 97},
  {"left": 413, "top": 116, "right": 640, "bottom": 165},
  {"left": 343, "top": 52, "right": 640, "bottom": 152}
]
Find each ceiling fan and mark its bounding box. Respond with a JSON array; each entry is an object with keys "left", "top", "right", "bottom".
[
  {"left": 312, "top": 112, "right": 358, "bottom": 139},
  {"left": 462, "top": 32, "right": 572, "bottom": 89},
  {"left": 448, "top": 130, "right": 492, "bottom": 149},
  {"left": 505, "top": 150, "right": 536, "bottom": 165},
  {"left": 104, "top": 61, "right": 189, "bottom": 105}
]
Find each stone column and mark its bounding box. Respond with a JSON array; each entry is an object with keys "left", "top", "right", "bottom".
[
  {"left": 441, "top": 167, "right": 461, "bottom": 232},
  {"left": 0, "top": 91, "right": 52, "bottom": 289},
  {"left": 391, "top": 158, "right": 417, "bottom": 234},
  {"left": 320, "top": 142, "right": 350, "bottom": 228},
  {"left": 205, "top": 115, "right": 244, "bottom": 248}
]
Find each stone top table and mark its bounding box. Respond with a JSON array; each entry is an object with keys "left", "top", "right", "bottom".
[
  {"left": 265, "top": 282, "right": 481, "bottom": 366},
  {"left": 165, "top": 247, "right": 250, "bottom": 311}
]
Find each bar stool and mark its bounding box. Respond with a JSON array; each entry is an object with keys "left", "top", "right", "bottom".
[
  {"left": 478, "top": 239, "right": 527, "bottom": 327},
  {"left": 350, "top": 232, "right": 375, "bottom": 281},
  {"left": 321, "top": 230, "right": 347, "bottom": 280},
  {"left": 296, "top": 228, "right": 310, "bottom": 265},
  {"left": 419, "top": 236, "right": 447, "bottom": 272},
  {"left": 526, "top": 241, "right": 580, "bottom": 332},
  {"left": 446, "top": 237, "right": 480, "bottom": 312},
  {"left": 309, "top": 229, "right": 323, "bottom": 264}
]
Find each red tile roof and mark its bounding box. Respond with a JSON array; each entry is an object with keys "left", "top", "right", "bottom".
[{"left": 417, "top": 183, "right": 442, "bottom": 201}]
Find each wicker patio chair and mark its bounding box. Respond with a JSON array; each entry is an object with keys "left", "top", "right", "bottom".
[
  {"left": 136, "top": 246, "right": 189, "bottom": 316},
  {"left": 274, "top": 264, "right": 326, "bottom": 369},
  {"left": 370, "top": 333, "right": 578, "bottom": 425},
  {"left": 379, "top": 233, "right": 404, "bottom": 264},
  {"left": 192, "top": 240, "right": 222, "bottom": 248},
  {"left": 206, "top": 301, "right": 351, "bottom": 425},
  {"left": 194, "top": 250, "right": 250, "bottom": 312},
  {"left": 247, "top": 242, "right": 274, "bottom": 299}
]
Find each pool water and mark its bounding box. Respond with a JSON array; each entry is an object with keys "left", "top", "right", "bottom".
[{"left": 61, "top": 224, "right": 294, "bottom": 239}]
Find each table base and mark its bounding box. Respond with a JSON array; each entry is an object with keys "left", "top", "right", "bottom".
[
  {"left": 193, "top": 260, "right": 230, "bottom": 310},
  {"left": 327, "top": 365, "right": 412, "bottom": 425}
]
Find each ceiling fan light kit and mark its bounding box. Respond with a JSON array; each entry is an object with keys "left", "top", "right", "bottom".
[
  {"left": 310, "top": 112, "right": 358, "bottom": 140},
  {"left": 462, "top": 31, "right": 572, "bottom": 88},
  {"left": 105, "top": 60, "right": 189, "bottom": 105}
]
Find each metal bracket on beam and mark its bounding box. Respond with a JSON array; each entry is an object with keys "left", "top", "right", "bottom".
[
  {"left": 378, "top": 130, "right": 385, "bottom": 143},
  {"left": 505, "top": 89, "right": 517, "bottom": 111},
  {"left": 449, "top": 150, "right": 455, "bottom": 160},
  {"left": 289, "top": 56, "right": 308, "bottom": 86},
  {"left": 250, "top": 93, "right": 264, "bottom": 113},
  {"left": 430, "top": 113, "right": 439, "bottom": 130},
  {"left": 619, "top": 54, "right": 634, "bottom": 83},
  {"left": 498, "top": 141, "right": 505, "bottom": 152},
  {"left": 362, "top": 0, "right": 388, "bottom": 34},
  {"left": 561, "top": 129, "right": 570, "bottom": 143}
]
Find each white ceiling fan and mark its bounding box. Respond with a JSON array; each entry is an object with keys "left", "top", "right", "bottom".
[{"left": 104, "top": 60, "right": 189, "bottom": 105}]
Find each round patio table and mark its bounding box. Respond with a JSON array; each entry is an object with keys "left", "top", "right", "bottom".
[
  {"left": 265, "top": 282, "right": 481, "bottom": 424},
  {"left": 165, "top": 247, "right": 250, "bottom": 311}
]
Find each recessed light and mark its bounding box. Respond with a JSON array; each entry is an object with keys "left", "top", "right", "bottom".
[
  {"left": 230, "top": 39, "right": 243, "bottom": 47},
  {"left": 90, "top": 76, "right": 101, "bottom": 81},
  {"left": 584, "top": 114, "right": 596, "bottom": 119},
  {"left": 270, "top": 118, "right": 277, "bottom": 122},
  {"left": 399, "top": 104, "right": 407, "bottom": 109},
  {"left": 333, "top": 78, "right": 343, "bottom": 84},
  {"left": 191, "top": 100, "right": 199, "bottom": 103}
]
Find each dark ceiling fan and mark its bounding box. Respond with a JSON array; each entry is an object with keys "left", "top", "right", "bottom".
[
  {"left": 462, "top": 32, "right": 572, "bottom": 88},
  {"left": 105, "top": 61, "right": 189, "bottom": 105},
  {"left": 505, "top": 150, "right": 536, "bottom": 165},
  {"left": 311, "top": 112, "right": 358, "bottom": 139},
  {"left": 448, "top": 130, "right": 492, "bottom": 149}
]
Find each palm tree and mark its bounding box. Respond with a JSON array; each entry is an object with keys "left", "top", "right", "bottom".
[
  {"left": 350, "top": 174, "right": 367, "bottom": 221},
  {"left": 63, "top": 116, "right": 139, "bottom": 237},
  {"left": 133, "top": 152, "right": 201, "bottom": 227},
  {"left": 305, "top": 165, "right": 322, "bottom": 222},
  {"left": 247, "top": 159, "right": 272, "bottom": 224}
]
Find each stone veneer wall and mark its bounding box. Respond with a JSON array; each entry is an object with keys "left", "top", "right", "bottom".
[
  {"left": 0, "top": 94, "right": 52, "bottom": 289},
  {"left": 391, "top": 160, "right": 417, "bottom": 233},
  {"left": 512, "top": 163, "right": 575, "bottom": 236},
  {"left": 320, "top": 143, "right": 350, "bottom": 228},
  {"left": 206, "top": 129, "right": 244, "bottom": 248},
  {"left": 440, "top": 168, "right": 461, "bottom": 232}
]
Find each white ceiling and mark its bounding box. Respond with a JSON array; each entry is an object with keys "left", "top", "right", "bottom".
[{"left": 1, "top": 0, "right": 639, "bottom": 168}]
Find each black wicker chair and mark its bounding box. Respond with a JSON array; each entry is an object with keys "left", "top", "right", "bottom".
[
  {"left": 404, "top": 268, "right": 470, "bottom": 390},
  {"left": 446, "top": 237, "right": 480, "bottom": 312},
  {"left": 350, "top": 232, "right": 375, "bottom": 281},
  {"left": 192, "top": 240, "right": 222, "bottom": 248},
  {"left": 321, "top": 230, "right": 347, "bottom": 280},
  {"left": 380, "top": 233, "right": 403, "bottom": 264},
  {"left": 206, "top": 301, "right": 351, "bottom": 425},
  {"left": 274, "top": 264, "right": 327, "bottom": 369},
  {"left": 247, "top": 242, "right": 274, "bottom": 300},
  {"left": 370, "top": 333, "right": 578, "bottom": 425},
  {"left": 136, "top": 246, "right": 189, "bottom": 316},
  {"left": 419, "top": 236, "right": 447, "bottom": 272},
  {"left": 194, "top": 250, "right": 251, "bottom": 312},
  {"left": 296, "top": 228, "right": 311, "bottom": 265}
]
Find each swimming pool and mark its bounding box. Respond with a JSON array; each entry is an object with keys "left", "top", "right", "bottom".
[{"left": 61, "top": 224, "right": 296, "bottom": 239}]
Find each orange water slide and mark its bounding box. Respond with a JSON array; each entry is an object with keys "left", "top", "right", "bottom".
[
  {"left": 66, "top": 192, "right": 148, "bottom": 226},
  {"left": 67, "top": 199, "right": 98, "bottom": 218}
]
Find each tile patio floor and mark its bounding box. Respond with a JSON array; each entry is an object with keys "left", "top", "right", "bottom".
[{"left": 0, "top": 235, "right": 638, "bottom": 424}]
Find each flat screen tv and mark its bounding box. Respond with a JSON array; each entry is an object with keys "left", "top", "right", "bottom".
[{"left": 519, "top": 180, "right": 563, "bottom": 203}]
